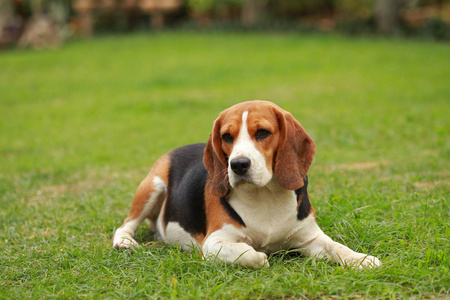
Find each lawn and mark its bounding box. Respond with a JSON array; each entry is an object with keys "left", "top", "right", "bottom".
[{"left": 0, "top": 32, "right": 449, "bottom": 299}]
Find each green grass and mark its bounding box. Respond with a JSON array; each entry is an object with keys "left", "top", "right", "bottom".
[{"left": 1, "top": 32, "right": 449, "bottom": 299}]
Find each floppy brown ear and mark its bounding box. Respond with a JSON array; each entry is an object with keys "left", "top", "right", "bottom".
[
  {"left": 203, "top": 117, "right": 229, "bottom": 197},
  {"left": 274, "top": 109, "right": 316, "bottom": 191}
]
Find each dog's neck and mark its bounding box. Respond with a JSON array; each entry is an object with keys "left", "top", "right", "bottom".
[{"left": 227, "top": 176, "right": 294, "bottom": 203}]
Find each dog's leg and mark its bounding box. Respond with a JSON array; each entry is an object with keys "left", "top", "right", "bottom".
[
  {"left": 202, "top": 225, "right": 269, "bottom": 268},
  {"left": 291, "top": 215, "right": 381, "bottom": 268},
  {"left": 113, "top": 156, "right": 169, "bottom": 249}
]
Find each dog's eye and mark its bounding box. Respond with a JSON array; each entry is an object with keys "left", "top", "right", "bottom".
[
  {"left": 255, "top": 129, "right": 271, "bottom": 140},
  {"left": 222, "top": 133, "right": 234, "bottom": 144}
]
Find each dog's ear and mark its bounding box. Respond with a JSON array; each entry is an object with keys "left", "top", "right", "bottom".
[
  {"left": 203, "top": 117, "right": 229, "bottom": 197},
  {"left": 274, "top": 108, "right": 316, "bottom": 191}
]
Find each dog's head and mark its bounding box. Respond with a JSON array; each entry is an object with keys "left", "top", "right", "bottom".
[{"left": 204, "top": 100, "right": 316, "bottom": 197}]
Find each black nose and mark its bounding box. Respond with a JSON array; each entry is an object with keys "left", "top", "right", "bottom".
[{"left": 230, "top": 158, "right": 251, "bottom": 176}]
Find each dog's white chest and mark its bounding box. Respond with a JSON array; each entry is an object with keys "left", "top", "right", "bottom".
[{"left": 228, "top": 185, "right": 300, "bottom": 252}]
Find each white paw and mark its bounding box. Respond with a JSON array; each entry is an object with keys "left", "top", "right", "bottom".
[
  {"left": 343, "top": 253, "right": 381, "bottom": 269},
  {"left": 357, "top": 255, "right": 381, "bottom": 268},
  {"left": 113, "top": 236, "right": 140, "bottom": 250},
  {"left": 244, "top": 251, "right": 270, "bottom": 268},
  {"left": 202, "top": 240, "right": 270, "bottom": 268}
]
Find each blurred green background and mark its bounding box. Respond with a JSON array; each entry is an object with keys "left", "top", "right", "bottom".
[{"left": 1, "top": 0, "right": 450, "bottom": 50}]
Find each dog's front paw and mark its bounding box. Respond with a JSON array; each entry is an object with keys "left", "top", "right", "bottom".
[
  {"left": 203, "top": 240, "right": 270, "bottom": 268},
  {"left": 343, "top": 253, "right": 381, "bottom": 269},
  {"left": 244, "top": 251, "right": 270, "bottom": 268},
  {"left": 113, "top": 235, "right": 140, "bottom": 250},
  {"left": 356, "top": 255, "right": 381, "bottom": 268}
]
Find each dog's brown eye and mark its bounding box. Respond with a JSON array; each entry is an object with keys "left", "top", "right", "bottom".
[
  {"left": 222, "top": 133, "right": 234, "bottom": 143},
  {"left": 255, "top": 129, "right": 271, "bottom": 140}
]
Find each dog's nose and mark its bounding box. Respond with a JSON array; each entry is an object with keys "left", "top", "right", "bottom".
[{"left": 230, "top": 158, "right": 251, "bottom": 176}]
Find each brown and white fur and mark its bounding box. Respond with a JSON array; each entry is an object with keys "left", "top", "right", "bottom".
[{"left": 113, "top": 100, "right": 381, "bottom": 268}]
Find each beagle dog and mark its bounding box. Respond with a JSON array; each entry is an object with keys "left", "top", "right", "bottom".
[{"left": 113, "top": 100, "right": 381, "bottom": 268}]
